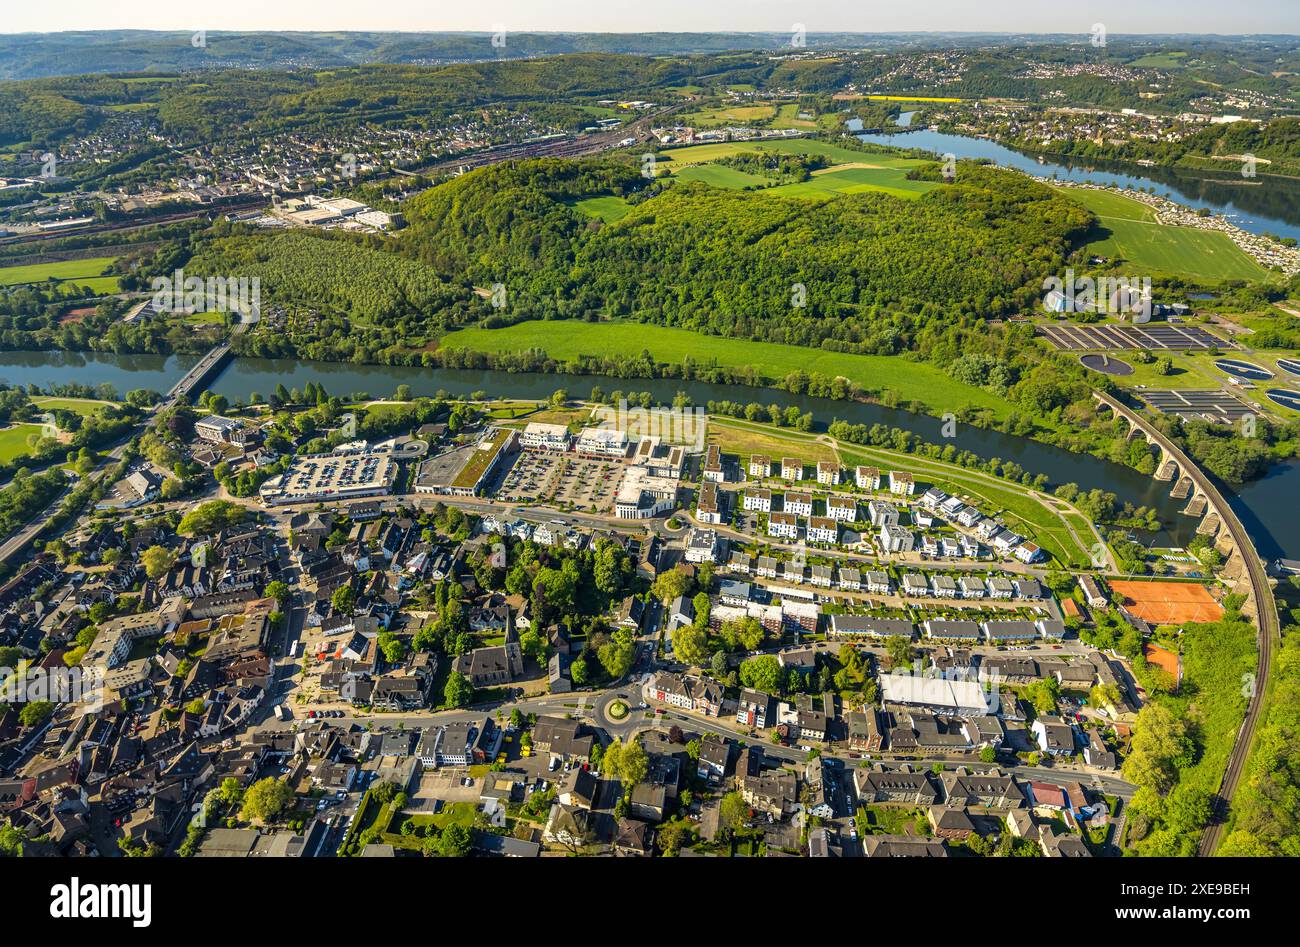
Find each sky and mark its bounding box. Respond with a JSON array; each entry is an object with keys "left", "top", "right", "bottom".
[{"left": 5, "top": 1, "right": 1300, "bottom": 36}]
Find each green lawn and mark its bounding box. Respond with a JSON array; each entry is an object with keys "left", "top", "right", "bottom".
[
  {"left": 571, "top": 195, "right": 633, "bottom": 223},
  {"left": 676, "top": 164, "right": 770, "bottom": 188},
  {"left": 30, "top": 396, "right": 116, "bottom": 416},
  {"left": 439, "top": 321, "right": 1017, "bottom": 420},
  {"left": 0, "top": 424, "right": 44, "bottom": 464},
  {"left": 767, "top": 166, "right": 937, "bottom": 200},
  {"left": 0, "top": 256, "right": 120, "bottom": 291},
  {"left": 1060, "top": 188, "right": 1264, "bottom": 282}
]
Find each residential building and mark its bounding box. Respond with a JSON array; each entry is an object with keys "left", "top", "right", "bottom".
[
  {"left": 855, "top": 466, "right": 881, "bottom": 490},
  {"left": 742, "top": 488, "right": 771, "bottom": 513},
  {"left": 816, "top": 461, "right": 839, "bottom": 486},
  {"left": 889, "top": 471, "right": 916, "bottom": 496}
]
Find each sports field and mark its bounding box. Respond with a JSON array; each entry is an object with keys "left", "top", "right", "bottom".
[
  {"left": 0, "top": 256, "right": 121, "bottom": 293},
  {"left": 439, "top": 321, "right": 1018, "bottom": 420},
  {"left": 1109, "top": 579, "right": 1225, "bottom": 624},
  {"left": 1061, "top": 187, "right": 1264, "bottom": 281}
]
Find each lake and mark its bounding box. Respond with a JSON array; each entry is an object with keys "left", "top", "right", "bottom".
[{"left": 861, "top": 126, "right": 1300, "bottom": 241}]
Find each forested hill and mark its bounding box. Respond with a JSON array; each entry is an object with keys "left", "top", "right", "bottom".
[{"left": 402, "top": 157, "right": 1094, "bottom": 349}]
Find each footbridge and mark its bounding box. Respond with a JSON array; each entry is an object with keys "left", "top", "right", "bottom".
[{"left": 1093, "top": 391, "right": 1280, "bottom": 854}]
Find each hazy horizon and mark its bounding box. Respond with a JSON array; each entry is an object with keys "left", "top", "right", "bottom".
[{"left": 5, "top": 1, "right": 1300, "bottom": 38}]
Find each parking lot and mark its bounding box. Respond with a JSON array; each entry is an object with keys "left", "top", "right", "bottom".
[
  {"left": 551, "top": 456, "right": 625, "bottom": 510},
  {"left": 494, "top": 449, "right": 563, "bottom": 503}
]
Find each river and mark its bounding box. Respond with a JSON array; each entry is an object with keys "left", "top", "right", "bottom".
[
  {"left": 1, "top": 350, "right": 1295, "bottom": 559},
  {"left": 861, "top": 122, "right": 1300, "bottom": 241}
]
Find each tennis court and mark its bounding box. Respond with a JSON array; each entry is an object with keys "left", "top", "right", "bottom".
[{"left": 1110, "top": 580, "right": 1224, "bottom": 624}]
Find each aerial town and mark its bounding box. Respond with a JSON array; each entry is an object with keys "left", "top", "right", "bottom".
[
  {"left": 0, "top": 390, "right": 1211, "bottom": 861},
  {"left": 0, "top": 8, "right": 1297, "bottom": 921}
]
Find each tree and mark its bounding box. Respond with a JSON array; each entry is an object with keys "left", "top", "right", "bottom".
[
  {"left": 671, "top": 623, "right": 711, "bottom": 668},
  {"left": 438, "top": 822, "right": 472, "bottom": 857},
  {"left": 652, "top": 569, "right": 691, "bottom": 604},
  {"left": 979, "top": 744, "right": 998, "bottom": 764},
  {"left": 444, "top": 671, "right": 474, "bottom": 709},
  {"left": 885, "top": 635, "right": 914, "bottom": 668},
  {"left": 140, "top": 545, "right": 177, "bottom": 580},
  {"left": 18, "top": 701, "right": 53, "bottom": 728},
  {"left": 331, "top": 584, "right": 356, "bottom": 616},
  {"left": 597, "top": 627, "right": 636, "bottom": 681},
  {"left": 378, "top": 632, "right": 407, "bottom": 664},
  {"left": 264, "top": 580, "right": 290, "bottom": 605},
  {"left": 239, "top": 777, "right": 293, "bottom": 824},
  {"left": 718, "top": 791, "right": 748, "bottom": 838},
  {"left": 738, "top": 655, "right": 782, "bottom": 694},
  {"left": 604, "top": 737, "right": 648, "bottom": 788}
]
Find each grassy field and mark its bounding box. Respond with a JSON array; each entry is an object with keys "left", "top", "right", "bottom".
[
  {"left": 571, "top": 195, "right": 633, "bottom": 223},
  {"left": 0, "top": 424, "right": 43, "bottom": 464},
  {"left": 708, "top": 421, "right": 838, "bottom": 466},
  {"left": 439, "top": 321, "right": 1018, "bottom": 420},
  {"left": 656, "top": 139, "right": 937, "bottom": 200},
  {"left": 1061, "top": 187, "right": 1158, "bottom": 222},
  {"left": 676, "top": 164, "right": 770, "bottom": 188},
  {"left": 767, "top": 165, "right": 937, "bottom": 200},
  {"left": 1060, "top": 188, "right": 1265, "bottom": 281},
  {"left": 657, "top": 138, "right": 924, "bottom": 169},
  {"left": 0, "top": 256, "right": 120, "bottom": 291},
  {"left": 30, "top": 396, "right": 114, "bottom": 417},
  {"left": 680, "top": 104, "right": 778, "bottom": 127}
]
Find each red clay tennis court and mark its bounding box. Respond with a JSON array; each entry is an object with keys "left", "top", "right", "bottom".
[{"left": 1109, "top": 580, "right": 1224, "bottom": 624}]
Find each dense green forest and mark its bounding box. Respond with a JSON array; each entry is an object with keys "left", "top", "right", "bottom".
[{"left": 404, "top": 156, "right": 1093, "bottom": 335}]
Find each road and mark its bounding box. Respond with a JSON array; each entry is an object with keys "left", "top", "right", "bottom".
[{"left": 1093, "top": 392, "right": 1280, "bottom": 855}]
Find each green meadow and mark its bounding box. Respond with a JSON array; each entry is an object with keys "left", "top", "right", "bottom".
[
  {"left": 0, "top": 256, "right": 121, "bottom": 293},
  {"left": 653, "top": 138, "right": 937, "bottom": 200},
  {"left": 1060, "top": 187, "right": 1265, "bottom": 281},
  {"left": 439, "top": 321, "right": 1017, "bottom": 419}
]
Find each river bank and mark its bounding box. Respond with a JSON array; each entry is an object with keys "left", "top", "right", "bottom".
[{"left": 2, "top": 349, "right": 1296, "bottom": 560}]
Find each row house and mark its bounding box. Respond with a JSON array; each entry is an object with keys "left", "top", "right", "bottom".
[
  {"left": 702, "top": 445, "right": 725, "bottom": 483},
  {"left": 838, "top": 567, "right": 861, "bottom": 591},
  {"left": 889, "top": 471, "right": 915, "bottom": 496},
  {"left": 650, "top": 672, "right": 723, "bottom": 717}
]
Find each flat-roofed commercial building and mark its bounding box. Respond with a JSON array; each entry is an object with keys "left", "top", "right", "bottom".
[
  {"left": 259, "top": 447, "right": 397, "bottom": 506},
  {"left": 614, "top": 467, "right": 678, "bottom": 519},
  {"left": 576, "top": 427, "right": 629, "bottom": 457},
  {"left": 414, "top": 428, "right": 518, "bottom": 498},
  {"left": 520, "top": 422, "right": 571, "bottom": 451}
]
